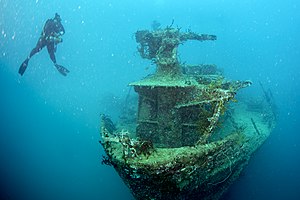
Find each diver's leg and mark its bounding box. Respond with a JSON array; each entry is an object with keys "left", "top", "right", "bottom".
[
  {"left": 29, "top": 37, "right": 46, "bottom": 58},
  {"left": 46, "top": 42, "right": 57, "bottom": 64},
  {"left": 47, "top": 43, "right": 69, "bottom": 76},
  {"left": 19, "top": 37, "right": 45, "bottom": 76}
]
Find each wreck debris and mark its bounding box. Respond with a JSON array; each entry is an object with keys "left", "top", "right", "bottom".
[
  {"left": 135, "top": 27, "right": 216, "bottom": 76},
  {"left": 99, "top": 26, "right": 275, "bottom": 200},
  {"left": 251, "top": 118, "right": 261, "bottom": 135},
  {"left": 259, "top": 81, "right": 277, "bottom": 120}
]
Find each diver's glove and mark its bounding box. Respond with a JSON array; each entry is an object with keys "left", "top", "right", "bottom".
[{"left": 54, "top": 37, "right": 63, "bottom": 44}]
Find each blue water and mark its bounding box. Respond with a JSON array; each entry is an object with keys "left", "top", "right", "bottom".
[{"left": 1, "top": 0, "right": 299, "bottom": 199}]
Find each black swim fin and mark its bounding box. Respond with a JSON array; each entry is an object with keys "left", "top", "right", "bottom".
[
  {"left": 18, "top": 58, "right": 29, "bottom": 76},
  {"left": 55, "top": 64, "right": 70, "bottom": 76}
]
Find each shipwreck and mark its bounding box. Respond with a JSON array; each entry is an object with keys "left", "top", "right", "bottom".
[{"left": 99, "top": 26, "right": 276, "bottom": 200}]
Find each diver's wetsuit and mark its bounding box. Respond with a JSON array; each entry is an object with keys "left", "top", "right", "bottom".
[{"left": 19, "top": 14, "right": 69, "bottom": 76}]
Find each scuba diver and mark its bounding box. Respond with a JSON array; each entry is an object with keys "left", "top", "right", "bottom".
[{"left": 19, "top": 13, "right": 70, "bottom": 76}]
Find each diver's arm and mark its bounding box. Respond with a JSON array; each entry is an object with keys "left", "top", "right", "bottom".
[
  {"left": 53, "top": 23, "right": 65, "bottom": 43},
  {"left": 60, "top": 24, "right": 65, "bottom": 35},
  {"left": 56, "top": 23, "right": 65, "bottom": 36}
]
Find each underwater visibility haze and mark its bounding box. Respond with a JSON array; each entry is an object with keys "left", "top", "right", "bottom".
[{"left": 1, "top": 0, "right": 300, "bottom": 199}]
